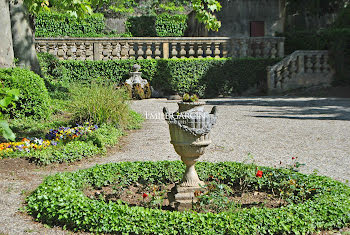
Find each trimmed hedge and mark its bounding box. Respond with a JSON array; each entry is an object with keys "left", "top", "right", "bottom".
[
  {"left": 26, "top": 161, "right": 350, "bottom": 234},
  {"left": 35, "top": 12, "right": 105, "bottom": 37},
  {"left": 126, "top": 13, "right": 188, "bottom": 37},
  {"left": 0, "top": 68, "right": 51, "bottom": 119},
  {"left": 41, "top": 57, "right": 278, "bottom": 97},
  {"left": 155, "top": 13, "right": 188, "bottom": 37},
  {"left": 35, "top": 12, "right": 187, "bottom": 37}
]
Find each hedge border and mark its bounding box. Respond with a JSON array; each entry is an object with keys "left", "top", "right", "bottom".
[
  {"left": 26, "top": 161, "right": 350, "bottom": 234},
  {"left": 38, "top": 55, "right": 279, "bottom": 97}
]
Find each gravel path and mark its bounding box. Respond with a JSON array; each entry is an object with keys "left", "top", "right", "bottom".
[{"left": 0, "top": 97, "right": 349, "bottom": 234}]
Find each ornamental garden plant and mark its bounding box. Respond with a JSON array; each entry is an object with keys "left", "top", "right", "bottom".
[
  {"left": 0, "top": 66, "right": 143, "bottom": 165},
  {"left": 26, "top": 161, "right": 350, "bottom": 234}
]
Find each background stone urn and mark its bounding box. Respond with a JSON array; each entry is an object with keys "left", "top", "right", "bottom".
[
  {"left": 124, "top": 64, "right": 151, "bottom": 99},
  {"left": 163, "top": 101, "right": 217, "bottom": 210}
]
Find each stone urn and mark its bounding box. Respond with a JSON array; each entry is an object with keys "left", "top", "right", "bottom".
[
  {"left": 163, "top": 101, "right": 217, "bottom": 210},
  {"left": 124, "top": 64, "right": 151, "bottom": 99}
]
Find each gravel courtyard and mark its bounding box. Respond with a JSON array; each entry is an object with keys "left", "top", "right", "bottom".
[
  {"left": 0, "top": 97, "right": 349, "bottom": 234},
  {"left": 125, "top": 97, "right": 350, "bottom": 183}
]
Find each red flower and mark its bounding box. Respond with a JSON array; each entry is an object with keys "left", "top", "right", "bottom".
[
  {"left": 292, "top": 157, "right": 296, "bottom": 160},
  {"left": 142, "top": 193, "right": 148, "bottom": 199},
  {"left": 256, "top": 170, "right": 263, "bottom": 178}
]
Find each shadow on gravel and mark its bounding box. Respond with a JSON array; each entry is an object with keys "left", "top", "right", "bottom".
[{"left": 206, "top": 97, "right": 350, "bottom": 121}]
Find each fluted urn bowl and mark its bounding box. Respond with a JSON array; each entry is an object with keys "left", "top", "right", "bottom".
[{"left": 164, "top": 101, "right": 217, "bottom": 187}]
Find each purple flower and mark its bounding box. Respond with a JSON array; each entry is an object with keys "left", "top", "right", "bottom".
[{"left": 51, "top": 141, "right": 57, "bottom": 146}]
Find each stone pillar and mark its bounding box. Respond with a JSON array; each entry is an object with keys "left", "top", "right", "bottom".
[
  {"left": 0, "top": 0, "right": 14, "bottom": 68},
  {"left": 298, "top": 54, "right": 304, "bottom": 73},
  {"left": 93, "top": 43, "right": 100, "bottom": 60},
  {"left": 266, "top": 66, "right": 275, "bottom": 94},
  {"left": 278, "top": 40, "right": 284, "bottom": 58},
  {"left": 162, "top": 42, "right": 169, "bottom": 59}
]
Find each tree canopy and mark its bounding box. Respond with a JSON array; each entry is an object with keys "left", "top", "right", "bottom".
[{"left": 23, "top": 0, "right": 222, "bottom": 31}]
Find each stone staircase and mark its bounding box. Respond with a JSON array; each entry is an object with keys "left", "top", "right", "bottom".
[{"left": 267, "top": 50, "right": 334, "bottom": 94}]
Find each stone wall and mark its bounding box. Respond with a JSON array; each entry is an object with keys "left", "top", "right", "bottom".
[
  {"left": 188, "top": 0, "right": 284, "bottom": 37},
  {"left": 267, "top": 50, "right": 334, "bottom": 94},
  {"left": 35, "top": 37, "right": 285, "bottom": 60}
]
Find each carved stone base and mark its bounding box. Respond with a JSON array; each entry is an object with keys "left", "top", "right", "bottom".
[{"left": 168, "top": 184, "right": 205, "bottom": 211}]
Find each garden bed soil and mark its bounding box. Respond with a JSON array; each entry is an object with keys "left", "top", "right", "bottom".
[{"left": 84, "top": 183, "right": 288, "bottom": 213}]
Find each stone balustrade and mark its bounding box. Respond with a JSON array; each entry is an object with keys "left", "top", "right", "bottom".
[
  {"left": 35, "top": 37, "right": 284, "bottom": 60},
  {"left": 267, "top": 50, "right": 334, "bottom": 94}
]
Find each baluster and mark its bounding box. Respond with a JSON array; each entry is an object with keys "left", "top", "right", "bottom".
[
  {"left": 214, "top": 42, "right": 221, "bottom": 58},
  {"left": 283, "top": 65, "right": 290, "bottom": 80},
  {"left": 197, "top": 43, "right": 204, "bottom": 58},
  {"left": 188, "top": 43, "right": 195, "bottom": 58},
  {"left": 205, "top": 42, "right": 212, "bottom": 57},
  {"left": 315, "top": 54, "right": 321, "bottom": 73},
  {"left": 298, "top": 54, "right": 304, "bottom": 73},
  {"left": 38, "top": 42, "right": 46, "bottom": 53},
  {"left": 323, "top": 54, "right": 330, "bottom": 72},
  {"left": 48, "top": 43, "right": 55, "bottom": 56},
  {"left": 179, "top": 42, "right": 186, "bottom": 58},
  {"left": 66, "top": 43, "right": 73, "bottom": 59},
  {"left": 121, "top": 42, "right": 129, "bottom": 59},
  {"left": 85, "top": 43, "right": 93, "bottom": 60},
  {"left": 137, "top": 43, "right": 144, "bottom": 60},
  {"left": 290, "top": 60, "right": 297, "bottom": 78},
  {"left": 154, "top": 42, "right": 161, "bottom": 59},
  {"left": 146, "top": 42, "right": 153, "bottom": 59},
  {"left": 239, "top": 40, "right": 248, "bottom": 58},
  {"left": 57, "top": 43, "right": 65, "bottom": 60},
  {"left": 276, "top": 67, "right": 283, "bottom": 89},
  {"left": 76, "top": 42, "right": 82, "bottom": 60},
  {"left": 171, "top": 43, "right": 178, "bottom": 58},
  {"left": 80, "top": 43, "right": 86, "bottom": 60},
  {"left": 111, "top": 42, "right": 121, "bottom": 59},
  {"left": 129, "top": 42, "right": 136, "bottom": 59},
  {"left": 255, "top": 40, "right": 261, "bottom": 57},
  {"left": 306, "top": 55, "right": 313, "bottom": 73},
  {"left": 102, "top": 43, "right": 110, "bottom": 60},
  {"left": 263, "top": 41, "right": 271, "bottom": 58},
  {"left": 271, "top": 41, "right": 277, "bottom": 59}
]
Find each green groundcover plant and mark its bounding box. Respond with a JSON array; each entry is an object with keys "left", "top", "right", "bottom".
[{"left": 26, "top": 161, "right": 350, "bottom": 234}]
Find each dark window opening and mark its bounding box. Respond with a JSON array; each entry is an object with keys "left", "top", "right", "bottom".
[{"left": 250, "top": 21, "right": 265, "bottom": 37}]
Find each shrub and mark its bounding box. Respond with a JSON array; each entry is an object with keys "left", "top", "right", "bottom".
[
  {"left": 155, "top": 13, "right": 188, "bottom": 37},
  {"left": 126, "top": 13, "right": 188, "bottom": 37},
  {"left": 35, "top": 12, "right": 105, "bottom": 37},
  {"left": 0, "top": 68, "right": 51, "bottom": 119},
  {"left": 126, "top": 16, "right": 157, "bottom": 37},
  {"left": 1, "top": 123, "right": 128, "bottom": 165},
  {"left": 26, "top": 140, "right": 102, "bottom": 165},
  {"left": 26, "top": 161, "right": 350, "bottom": 234},
  {"left": 43, "top": 57, "right": 277, "bottom": 97},
  {"left": 69, "top": 83, "right": 131, "bottom": 127},
  {"left": 57, "top": 59, "right": 158, "bottom": 84}
]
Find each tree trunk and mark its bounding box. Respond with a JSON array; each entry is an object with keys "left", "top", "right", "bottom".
[
  {"left": 0, "top": 0, "right": 15, "bottom": 68},
  {"left": 9, "top": 0, "right": 41, "bottom": 74}
]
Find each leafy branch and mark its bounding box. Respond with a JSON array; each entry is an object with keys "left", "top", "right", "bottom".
[{"left": 0, "top": 86, "right": 20, "bottom": 140}]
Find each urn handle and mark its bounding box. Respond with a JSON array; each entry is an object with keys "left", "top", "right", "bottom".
[
  {"left": 210, "top": 106, "right": 217, "bottom": 116},
  {"left": 163, "top": 107, "right": 169, "bottom": 116}
]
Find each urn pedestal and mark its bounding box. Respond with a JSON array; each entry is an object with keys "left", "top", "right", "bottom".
[{"left": 163, "top": 102, "right": 217, "bottom": 211}]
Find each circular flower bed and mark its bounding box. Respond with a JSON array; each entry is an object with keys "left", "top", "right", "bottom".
[{"left": 26, "top": 161, "right": 350, "bottom": 234}]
